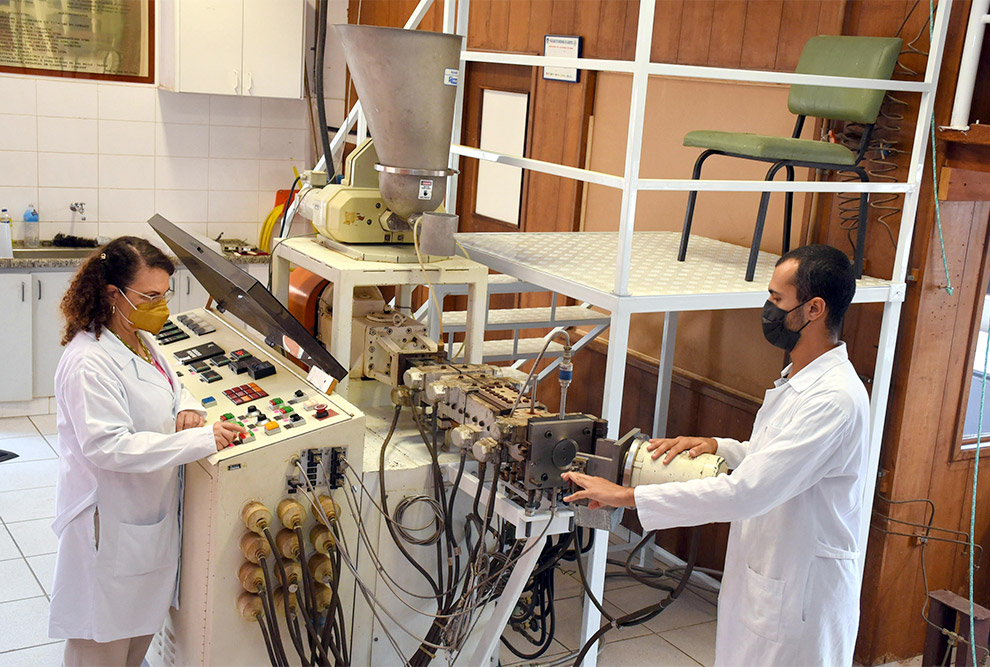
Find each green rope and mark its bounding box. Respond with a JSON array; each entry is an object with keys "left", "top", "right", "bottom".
[{"left": 929, "top": 0, "right": 952, "bottom": 297}]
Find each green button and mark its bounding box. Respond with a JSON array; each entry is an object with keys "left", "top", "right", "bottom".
[{"left": 221, "top": 413, "right": 235, "bottom": 421}]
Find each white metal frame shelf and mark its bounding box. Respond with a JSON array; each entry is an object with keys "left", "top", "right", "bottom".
[{"left": 309, "top": 1, "right": 953, "bottom": 665}]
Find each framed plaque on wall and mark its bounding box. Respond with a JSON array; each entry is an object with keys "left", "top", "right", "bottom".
[{"left": 0, "top": 0, "right": 154, "bottom": 84}]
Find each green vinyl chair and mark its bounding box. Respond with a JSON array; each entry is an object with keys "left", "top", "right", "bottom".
[{"left": 677, "top": 35, "right": 903, "bottom": 281}]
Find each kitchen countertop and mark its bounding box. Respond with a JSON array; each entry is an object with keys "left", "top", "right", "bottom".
[{"left": 0, "top": 251, "right": 270, "bottom": 270}]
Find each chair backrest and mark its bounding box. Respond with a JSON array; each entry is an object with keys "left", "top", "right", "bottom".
[{"left": 788, "top": 35, "right": 903, "bottom": 124}]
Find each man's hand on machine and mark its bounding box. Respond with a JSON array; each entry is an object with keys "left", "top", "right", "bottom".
[
  {"left": 647, "top": 436, "right": 717, "bottom": 464},
  {"left": 561, "top": 471, "right": 636, "bottom": 510},
  {"left": 213, "top": 421, "right": 248, "bottom": 451},
  {"left": 176, "top": 410, "right": 206, "bottom": 431}
]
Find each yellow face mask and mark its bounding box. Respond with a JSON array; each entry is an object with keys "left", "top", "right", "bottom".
[{"left": 120, "top": 289, "right": 170, "bottom": 335}]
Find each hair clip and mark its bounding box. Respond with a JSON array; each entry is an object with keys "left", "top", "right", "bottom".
[{"left": 99, "top": 252, "right": 107, "bottom": 260}]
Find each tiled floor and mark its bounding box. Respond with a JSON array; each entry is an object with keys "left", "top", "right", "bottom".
[
  {"left": 0, "top": 415, "right": 926, "bottom": 667},
  {"left": 0, "top": 416, "right": 63, "bottom": 664}
]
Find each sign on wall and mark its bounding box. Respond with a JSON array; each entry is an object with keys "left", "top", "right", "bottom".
[
  {"left": 0, "top": 0, "right": 154, "bottom": 83},
  {"left": 543, "top": 35, "right": 581, "bottom": 83}
]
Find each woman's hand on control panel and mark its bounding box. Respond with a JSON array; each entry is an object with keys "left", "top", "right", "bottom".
[
  {"left": 213, "top": 421, "right": 248, "bottom": 451},
  {"left": 176, "top": 410, "right": 206, "bottom": 432}
]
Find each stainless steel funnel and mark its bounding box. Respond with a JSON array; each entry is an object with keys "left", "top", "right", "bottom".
[{"left": 334, "top": 24, "right": 462, "bottom": 220}]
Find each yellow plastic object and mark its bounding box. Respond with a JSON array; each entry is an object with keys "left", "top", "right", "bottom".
[
  {"left": 275, "top": 527, "right": 300, "bottom": 559},
  {"left": 237, "top": 591, "right": 264, "bottom": 621},
  {"left": 238, "top": 562, "right": 265, "bottom": 593},
  {"left": 240, "top": 501, "right": 272, "bottom": 534},
  {"left": 310, "top": 524, "right": 335, "bottom": 555},
  {"left": 275, "top": 559, "right": 302, "bottom": 587},
  {"left": 308, "top": 552, "right": 333, "bottom": 583},
  {"left": 313, "top": 494, "right": 340, "bottom": 526},
  {"left": 239, "top": 531, "right": 272, "bottom": 564},
  {"left": 277, "top": 498, "right": 306, "bottom": 529},
  {"left": 259, "top": 205, "right": 284, "bottom": 253}
]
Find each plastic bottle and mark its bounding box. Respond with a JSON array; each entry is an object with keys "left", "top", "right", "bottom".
[
  {"left": 23, "top": 204, "right": 39, "bottom": 248},
  {"left": 0, "top": 209, "right": 12, "bottom": 259}
]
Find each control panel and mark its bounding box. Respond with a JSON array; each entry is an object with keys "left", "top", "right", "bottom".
[{"left": 151, "top": 308, "right": 357, "bottom": 464}]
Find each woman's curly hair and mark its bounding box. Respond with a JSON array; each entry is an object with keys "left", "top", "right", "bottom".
[{"left": 60, "top": 236, "right": 175, "bottom": 345}]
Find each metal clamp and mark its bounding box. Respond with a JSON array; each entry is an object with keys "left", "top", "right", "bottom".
[{"left": 373, "top": 163, "right": 457, "bottom": 177}]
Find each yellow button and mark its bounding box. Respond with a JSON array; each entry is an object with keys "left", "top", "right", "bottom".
[{"left": 264, "top": 421, "right": 279, "bottom": 431}]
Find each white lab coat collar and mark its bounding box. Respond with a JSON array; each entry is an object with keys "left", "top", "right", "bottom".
[
  {"left": 775, "top": 341, "right": 850, "bottom": 393},
  {"left": 96, "top": 328, "right": 172, "bottom": 393}
]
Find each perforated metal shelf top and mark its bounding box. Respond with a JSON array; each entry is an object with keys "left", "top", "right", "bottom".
[{"left": 455, "top": 231, "right": 899, "bottom": 313}]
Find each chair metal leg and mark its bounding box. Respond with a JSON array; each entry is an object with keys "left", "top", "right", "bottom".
[
  {"left": 678, "top": 150, "right": 716, "bottom": 262},
  {"left": 853, "top": 168, "right": 869, "bottom": 279},
  {"left": 746, "top": 162, "right": 787, "bottom": 282},
  {"left": 783, "top": 164, "right": 795, "bottom": 253}
]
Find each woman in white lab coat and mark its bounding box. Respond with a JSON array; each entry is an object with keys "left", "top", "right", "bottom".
[{"left": 48, "top": 236, "right": 246, "bottom": 667}]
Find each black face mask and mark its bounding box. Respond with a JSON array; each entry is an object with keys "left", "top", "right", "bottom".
[{"left": 761, "top": 300, "right": 810, "bottom": 351}]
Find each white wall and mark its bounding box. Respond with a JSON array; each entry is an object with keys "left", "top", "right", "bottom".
[{"left": 0, "top": 0, "right": 350, "bottom": 247}]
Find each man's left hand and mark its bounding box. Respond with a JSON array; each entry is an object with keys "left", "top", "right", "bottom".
[
  {"left": 176, "top": 410, "right": 206, "bottom": 431},
  {"left": 561, "top": 471, "right": 636, "bottom": 510}
]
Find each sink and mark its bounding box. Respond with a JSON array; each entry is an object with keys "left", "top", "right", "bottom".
[{"left": 12, "top": 247, "right": 97, "bottom": 259}]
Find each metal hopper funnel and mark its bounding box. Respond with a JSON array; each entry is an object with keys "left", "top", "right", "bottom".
[{"left": 334, "top": 24, "right": 462, "bottom": 220}]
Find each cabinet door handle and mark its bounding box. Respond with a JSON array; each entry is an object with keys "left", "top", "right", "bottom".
[
  {"left": 186, "top": 275, "right": 191, "bottom": 296},
  {"left": 37, "top": 280, "right": 42, "bottom": 300},
  {"left": 231, "top": 69, "right": 239, "bottom": 93},
  {"left": 21, "top": 281, "right": 25, "bottom": 302},
  {"left": 245, "top": 71, "right": 253, "bottom": 93}
]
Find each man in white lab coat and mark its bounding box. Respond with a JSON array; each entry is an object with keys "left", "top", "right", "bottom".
[{"left": 563, "top": 244, "right": 870, "bottom": 666}]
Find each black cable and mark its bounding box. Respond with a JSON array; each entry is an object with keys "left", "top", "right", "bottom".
[
  {"left": 571, "top": 529, "right": 702, "bottom": 666},
  {"left": 314, "top": 0, "right": 335, "bottom": 178},
  {"left": 279, "top": 176, "right": 301, "bottom": 239},
  {"left": 256, "top": 614, "right": 280, "bottom": 667},
  {"left": 258, "top": 557, "right": 290, "bottom": 667},
  {"left": 263, "top": 528, "right": 311, "bottom": 667}
]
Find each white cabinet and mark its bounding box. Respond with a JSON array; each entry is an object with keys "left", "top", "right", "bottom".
[
  {"left": 174, "top": 268, "right": 212, "bottom": 313},
  {"left": 32, "top": 272, "right": 73, "bottom": 397},
  {"left": 161, "top": 0, "right": 306, "bottom": 99},
  {"left": 0, "top": 274, "right": 34, "bottom": 402}
]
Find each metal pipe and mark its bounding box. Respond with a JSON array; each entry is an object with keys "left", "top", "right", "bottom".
[{"left": 948, "top": 0, "right": 990, "bottom": 130}]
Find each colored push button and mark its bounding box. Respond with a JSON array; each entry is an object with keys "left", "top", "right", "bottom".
[
  {"left": 314, "top": 404, "right": 332, "bottom": 420},
  {"left": 269, "top": 398, "right": 284, "bottom": 408},
  {"left": 240, "top": 431, "right": 255, "bottom": 444},
  {"left": 201, "top": 396, "right": 217, "bottom": 408},
  {"left": 221, "top": 413, "right": 235, "bottom": 421},
  {"left": 264, "top": 421, "right": 281, "bottom": 435}
]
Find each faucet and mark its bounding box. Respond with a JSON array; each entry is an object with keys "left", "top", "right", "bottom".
[{"left": 70, "top": 202, "right": 86, "bottom": 221}]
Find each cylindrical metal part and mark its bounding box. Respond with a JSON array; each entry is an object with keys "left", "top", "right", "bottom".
[
  {"left": 240, "top": 500, "right": 272, "bottom": 534},
  {"left": 308, "top": 552, "right": 334, "bottom": 584},
  {"left": 275, "top": 559, "right": 302, "bottom": 586},
  {"left": 277, "top": 498, "right": 306, "bottom": 529},
  {"left": 275, "top": 528, "right": 300, "bottom": 559},
  {"left": 238, "top": 562, "right": 266, "bottom": 593},
  {"left": 313, "top": 495, "right": 340, "bottom": 526},
  {"left": 626, "top": 444, "right": 727, "bottom": 487},
  {"left": 240, "top": 531, "right": 272, "bottom": 564},
  {"left": 237, "top": 591, "right": 265, "bottom": 621},
  {"left": 418, "top": 211, "right": 459, "bottom": 256},
  {"left": 310, "top": 524, "right": 336, "bottom": 555}
]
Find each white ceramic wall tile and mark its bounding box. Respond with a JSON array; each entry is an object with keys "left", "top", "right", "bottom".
[
  {"left": 35, "top": 80, "right": 98, "bottom": 119},
  {"left": 37, "top": 221, "right": 99, "bottom": 242},
  {"left": 209, "top": 125, "right": 260, "bottom": 159},
  {"left": 98, "top": 189, "right": 155, "bottom": 222},
  {"left": 37, "top": 153, "right": 96, "bottom": 189},
  {"left": 0, "top": 417, "right": 40, "bottom": 439},
  {"left": 260, "top": 128, "right": 310, "bottom": 161},
  {"left": 0, "top": 436, "right": 56, "bottom": 464},
  {"left": 36, "top": 117, "right": 97, "bottom": 154},
  {"left": 98, "top": 120, "right": 155, "bottom": 156},
  {"left": 0, "top": 76, "right": 38, "bottom": 116},
  {"left": 0, "top": 151, "right": 38, "bottom": 187},
  {"left": 208, "top": 158, "right": 260, "bottom": 191},
  {"left": 28, "top": 414, "right": 57, "bottom": 437},
  {"left": 208, "top": 190, "right": 260, "bottom": 223},
  {"left": 0, "top": 596, "right": 52, "bottom": 652},
  {"left": 0, "top": 115, "right": 37, "bottom": 152},
  {"left": 155, "top": 156, "right": 209, "bottom": 190},
  {"left": 155, "top": 190, "right": 209, "bottom": 223},
  {"left": 155, "top": 123, "right": 210, "bottom": 158},
  {"left": 5, "top": 519, "right": 57, "bottom": 558},
  {"left": 97, "top": 83, "right": 156, "bottom": 122},
  {"left": 261, "top": 98, "right": 309, "bottom": 129},
  {"left": 0, "top": 188, "right": 39, "bottom": 220},
  {"left": 0, "top": 639, "right": 65, "bottom": 666},
  {"left": 97, "top": 221, "right": 159, "bottom": 245},
  {"left": 0, "top": 559, "right": 45, "bottom": 603},
  {"left": 37, "top": 187, "right": 99, "bottom": 223},
  {"left": 210, "top": 95, "right": 262, "bottom": 127},
  {"left": 98, "top": 155, "right": 154, "bottom": 189},
  {"left": 157, "top": 90, "right": 212, "bottom": 124},
  {"left": 259, "top": 160, "right": 305, "bottom": 191}
]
